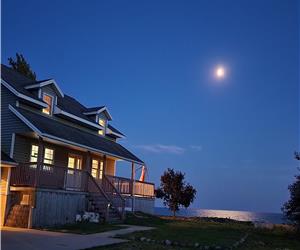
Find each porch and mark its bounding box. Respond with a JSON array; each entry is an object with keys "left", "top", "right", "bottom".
[{"left": 9, "top": 162, "right": 155, "bottom": 198}]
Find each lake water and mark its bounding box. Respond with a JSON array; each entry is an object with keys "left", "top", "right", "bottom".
[{"left": 154, "top": 207, "right": 286, "bottom": 224}]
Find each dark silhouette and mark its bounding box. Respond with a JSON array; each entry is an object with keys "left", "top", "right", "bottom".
[
  {"left": 156, "top": 168, "right": 196, "bottom": 217},
  {"left": 8, "top": 53, "right": 37, "bottom": 80},
  {"left": 282, "top": 152, "right": 300, "bottom": 229}
]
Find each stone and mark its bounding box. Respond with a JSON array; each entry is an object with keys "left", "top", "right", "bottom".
[
  {"left": 140, "top": 237, "right": 146, "bottom": 242},
  {"left": 146, "top": 238, "right": 151, "bottom": 243},
  {"left": 195, "top": 242, "right": 200, "bottom": 247},
  {"left": 165, "top": 240, "right": 172, "bottom": 246}
]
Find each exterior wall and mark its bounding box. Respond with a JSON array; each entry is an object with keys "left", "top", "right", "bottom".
[
  {"left": 13, "top": 135, "right": 88, "bottom": 170},
  {"left": 1, "top": 85, "right": 31, "bottom": 156},
  {"left": 31, "top": 189, "right": 86, "bottom": 227},
  {"left": 0, "top": 167, "right": 10, "bottom": 225},
  {"left": 124, "top": 196, "right": 155, "bottom": 215},
  {"left": 106, "top": 158, "right": 116, "bottom": 176}
]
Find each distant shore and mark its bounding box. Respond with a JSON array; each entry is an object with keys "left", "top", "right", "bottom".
[{"left": 154, "top": 207, "right": 286, "bottom": 224}]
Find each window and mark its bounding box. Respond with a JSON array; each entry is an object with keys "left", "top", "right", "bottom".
[
  {"left": 91, "top": 159, "right": 103, "bottom": 179},
  {"left": 30, "top": 145, "right": 54, "bottom": 170},
  {"left": 30, "top": 145, "right": 39, "bottom": 162},
  {"left": 42, "top": 94, "right": 54, "bottom": 115},
  {"left": 98, "top": 118, "right": 106, "bottom": 127},
  {"left": 44, "top": 148, "right": 54, "bottom": 165},
  {"left": 98, "top": 129, "right": 104, "bottom": 136},
  {"left": 68, "top": 154, "right": 82, "bottom": 174}
]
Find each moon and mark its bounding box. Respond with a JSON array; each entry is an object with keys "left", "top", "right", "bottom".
[{"left": 215, "top": 66, "right": 226, "bottom": 79}]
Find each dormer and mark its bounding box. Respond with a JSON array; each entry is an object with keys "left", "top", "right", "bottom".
[
  {"left": 83, "top": 106, "right": 112, "bottom": 136},
  {"left": 24, "top": 79, "right": 64, "bottom": 116}
]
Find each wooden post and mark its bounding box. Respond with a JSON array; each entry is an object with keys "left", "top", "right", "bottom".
[
  {"left": 84, "top": 151, "right": 92, "bottom": 191},
  {"left": 131, "top": 162, "right": 135, "bottom": 212},
  {"left": 103, "top": 155, "right": 107, "bottom": 176},
  {"left": 35, "top": 137, "right": 44, "bottom": 187}
]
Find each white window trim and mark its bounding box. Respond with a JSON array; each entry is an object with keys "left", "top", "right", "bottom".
[
  {"left": 83, "top": 106, "right": 113, "bottom": 121},
  {"left": 42, "top": 93, "right": 55, "bottom": 116},
  {"left": 25, "top": 79, "right": 64, "bottom": 98}
]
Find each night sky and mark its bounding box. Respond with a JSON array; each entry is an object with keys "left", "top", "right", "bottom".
[{"left": 2, "top": 0, "right": 299, "bottom": 213}]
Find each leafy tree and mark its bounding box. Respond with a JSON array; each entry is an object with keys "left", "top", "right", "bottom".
[
  {"left": 282, "top": 152, "right": 300, "bottom": 228},
  {"left": 8, "top": 53, "right": 37, "bottom": 80},
  {"left": 156, "top": 168, "right": 196, "bottom": 217}
]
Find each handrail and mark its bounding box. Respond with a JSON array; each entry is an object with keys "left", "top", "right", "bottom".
[
  {"left": 103, "top": 175, "right": 125, "bottom": 202},
  {"left": 102, "top": 175, "right": 125, "bottom": 220},
  {"left": 86, "top": 172, "right": 110, "bottom": 202}
]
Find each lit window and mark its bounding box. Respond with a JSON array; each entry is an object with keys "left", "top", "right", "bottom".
[
  {"left": 91, "top": 159, "right": 103, "bottom": 179},
  {"left": 67, "top": 154, "right": 82, "bottom": 174},
  {"left": 42, "top": 94, "right": 53, "bottom": 115},
  {"left": 98, "top": 130, "right": 104, "bottom": 136},
  {"left": 44, "top": 148, "right": 54, "bottom": 165},
  {"left": 43, "top": 148, "right": 54, "bottom": 171},
  {"left": 30, "top": 145, "right": 39, "bottom": 163},
  {"left": 98, "top": 118, "right": 105, "bottom": 127}
]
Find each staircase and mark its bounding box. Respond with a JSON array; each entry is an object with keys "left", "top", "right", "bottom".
[
  {"left": 5, "top": 204, "right": 30, "bottom": 228},
  {"left": 86, "top": 173, "right": 125, "bottom": 223},
  {"left": 87, "top": 193, "right": 123, "bottom": 223}
]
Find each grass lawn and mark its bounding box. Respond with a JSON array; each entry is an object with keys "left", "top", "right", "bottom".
[
  {"left": 86, "top": 212, "right": 300, "bottom": 250},
  {"left": 45, "top": 222, "right": 126, "bottom": 234}
]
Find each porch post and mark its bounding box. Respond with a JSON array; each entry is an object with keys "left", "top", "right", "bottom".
[
  {"left": 103, "top": 155, "right": 107, "bottom": 176},
  {"left": 131, "top": 162, "right": 135, "bottom": 212},
  {"left": 35, "top": 137, "right": 44, "bottom": 187},
  {"left": 84, "top": 151, "right": 92, "bottom": 191}
]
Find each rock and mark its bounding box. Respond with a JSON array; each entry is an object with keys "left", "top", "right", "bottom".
[
  {"left": 140, "top": 237, "right": 146, "bottom": 242},
  {"left": 165, "top": 240, "right": 172, "bottom": 246},
  {"left": 195, "top": 242, "right": 200, "bottom": 248},
  {"left": 146, "top": 238, "right": 151, "bottom": 243}
]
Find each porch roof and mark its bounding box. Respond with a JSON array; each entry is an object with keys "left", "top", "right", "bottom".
[
  {"left": 10, "top": 106, "right": 144, "bottom": 164},
  {"left": 1, "top": 151, "right": 18, "bottom": 167}
]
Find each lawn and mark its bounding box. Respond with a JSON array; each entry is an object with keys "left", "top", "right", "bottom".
[
  {"left": 86, "top": 212, "right": 300, "bottom": 250},
  {"left": 46, "top": 222, "right": 126, "bottom": 234}
]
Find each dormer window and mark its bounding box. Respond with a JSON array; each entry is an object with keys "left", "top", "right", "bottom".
[
  {"left": 42, "top": 93, "right": 54, "bottom": 115},
  {"left": 98, "top": 118, "right": 106, "bottom": 127}
]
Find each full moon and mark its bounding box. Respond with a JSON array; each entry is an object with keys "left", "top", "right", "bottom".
[{"left": 215, "top": 66, "right": 225, "bottom": 79}]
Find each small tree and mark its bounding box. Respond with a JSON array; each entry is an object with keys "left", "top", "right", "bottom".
[
  {"left": 282, "top": 152, "right": 300, "bottom": 228},
  {"left": 8, "top": 53, "right": 37, "bottom": 80},
  {"left": 156, "top": 168, "right": 196, "bottom": 217}
]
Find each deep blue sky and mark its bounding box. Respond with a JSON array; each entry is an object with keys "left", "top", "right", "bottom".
[{"left": 2, "top": 0, "right": 299, "bottom": 213}]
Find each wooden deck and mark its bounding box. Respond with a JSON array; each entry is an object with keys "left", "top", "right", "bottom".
[{"left": 10, "top": 163, "right": 155, "bottom": 198}]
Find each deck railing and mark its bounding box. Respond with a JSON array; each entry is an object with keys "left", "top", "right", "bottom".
[
  {"left": 10, "top": 163, "right": 155, "bottom": 198},
  {"left": 106, "top": 175, "right": 155, "bottom": 198},
  {"left": 10, "top": 163, "right": 88, "bottom": 192}
]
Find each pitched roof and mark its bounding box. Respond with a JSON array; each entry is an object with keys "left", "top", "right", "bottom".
[
  {"left": 1, "top": 151, "right": 18, "bottom": 166},
  {"left": 1, "top": 64, "right": 41, "bottom": 101},
  {"left": 1, "top": 64, "right": 125, "bottom": 136},
  {"left": 107, "top": 124, "right": 125, "bottom": 137},
  {"left": 85, "top": 106, "right": 105, "bottom": 112},
  {"left": 10, "top": 106, "right": 143, "bottom": 164}
]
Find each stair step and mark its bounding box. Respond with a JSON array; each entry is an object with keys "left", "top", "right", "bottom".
[{"left": 5, "top": 205, "right": 30, "bottom": 228}]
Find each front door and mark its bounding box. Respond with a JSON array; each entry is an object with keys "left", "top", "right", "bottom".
[
  {"left": 91, "top": 159, "right": 103, "bottom": 186},
  {"left": 66, "top": 154, "right": 82, "bottom": 190}
]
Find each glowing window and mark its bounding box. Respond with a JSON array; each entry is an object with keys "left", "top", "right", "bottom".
[
  {"left": 98, "top": 118, "right": 106, "bottom": 127},
  {"left": 44, "top": 148, "right": 54, "bottom": 165},
  {"left": 67, "top": 154, "right": 82, "bottom": 174},
  {"left": 42, "top": 94, "right": 53, "bottom": 115},
  {"left": 98, "top": 130, "right": 104, "bottom": 136},
  {"left": 30, "top": 145, "right": 39, "bottom": 162},
  {"left": 91, "top": 159, "right": 103, "bottom": 179}
]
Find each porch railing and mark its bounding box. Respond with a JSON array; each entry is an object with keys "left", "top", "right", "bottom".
[
  {"left": 10, "top": 162, "right": 88, "bottom": 192},
  {"left": 10, "top": 163, "right": 155, "bottom": 198},
  {"left": 106, "top": 175, "right": 155, "bottom": 198}
]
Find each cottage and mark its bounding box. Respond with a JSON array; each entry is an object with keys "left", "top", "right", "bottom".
[{"left": 1, "top": 64, "right": 155, "bottom": 228}]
